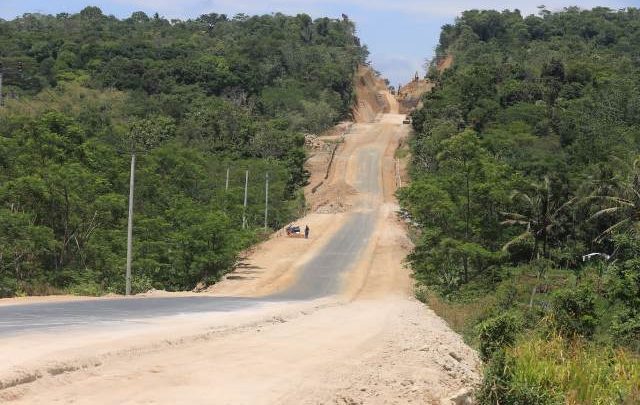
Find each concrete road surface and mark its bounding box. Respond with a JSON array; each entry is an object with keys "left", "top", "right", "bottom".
[{"left": 0, "top": 148, "right": 381, "bottom": 336}]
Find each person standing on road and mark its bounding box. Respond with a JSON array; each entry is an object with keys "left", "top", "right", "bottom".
[{"left": 305, "top": 225, "right": 310, "bottom": 239}]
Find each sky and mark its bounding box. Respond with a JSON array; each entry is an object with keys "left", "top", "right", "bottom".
[{"left": 1, "top": 1, "right": 639, "bottom": 86}]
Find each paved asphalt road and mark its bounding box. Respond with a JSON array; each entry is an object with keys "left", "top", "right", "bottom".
[{"left": 0, "top": 148, "right": 381, "bottom": 336}]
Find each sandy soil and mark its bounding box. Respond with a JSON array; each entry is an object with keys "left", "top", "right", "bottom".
[
  {"left": 0, "top": 291, "right": 208, "bottom": 307},
  {"left": 0, "top": 295, "right": 101, "bottom": 307},
  {"left": 0, "top": 84, "right": 480, "bottom": 404}
]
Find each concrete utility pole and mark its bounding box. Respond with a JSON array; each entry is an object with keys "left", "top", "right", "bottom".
[
  {"left": 242, "top": 170, "right": 249, "bottom": 229},
  {"left": 225, "top": 167, "right": 230, "bottom": 191},
  {"left": 264, "top": 173, "right": 269, "bottom": 231},
  {"left": 125, "top": 153, "right": 136, "bottom": 296}
]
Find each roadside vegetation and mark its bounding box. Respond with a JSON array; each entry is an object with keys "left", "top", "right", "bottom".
[
  {"left": 400, "top": 7, "right": 640, "bottom": 403},
  {"left": 0, "top": 7, "right": 367, "bottom": 296}
]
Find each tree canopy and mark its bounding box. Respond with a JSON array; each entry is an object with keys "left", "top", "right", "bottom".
[
  {"left": 403, "top": 7, "right": 640, "bottom": 403},
  {"left": 0, "top": 8, "right": 367, "bottom": 296}
]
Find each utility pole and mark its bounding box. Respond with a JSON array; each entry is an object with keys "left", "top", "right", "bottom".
[
  {"left": 264, "top": 173, "right": 269, "bottom": 231},
  {"left": 225, "top": 167, "right": 230, "bottom": 191},
  {"left": 242, "top": 170, "right": 248, "bottom": 229},
  {"left": 121, "top": 118, "right": 167, "bottom": 296},
  {"left": 125, "top": 153, "right": 136, "bottom": 296},
  {"left": 0, "top": 71, "right": 3, "bottom": 107}
]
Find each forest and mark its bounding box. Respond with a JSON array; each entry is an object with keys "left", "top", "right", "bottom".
[
  {"left": 401, "top": 7, "right": 640, "bottom": 403},
  {"left": 0, "top": 7, "right": 367, "bottom": 296}
]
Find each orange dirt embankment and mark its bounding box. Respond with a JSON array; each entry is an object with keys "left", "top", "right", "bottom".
[
  {"left": 352, "top": 65, "right": 399, "bottom": 123},
  {"left": 436, "top": 53, "right": 454, "bottom": 71},
  {"left": 398, "top": 80, "right": 434, "bottom": 113},
  {"left": 398, "top": 54, "right": 453, "bottom": 114}
]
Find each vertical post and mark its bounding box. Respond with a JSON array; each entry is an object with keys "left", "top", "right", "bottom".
[
  {"left": 264, "top": 173, "right": 269, "bottom": 231},
  {"left": 225, "top": 167, "right": 230, "bottom": 191},
  {"left": 0, "top": 72, "right": 3, "bottom": 107},
  {"left": 125, "top": 153, "right": 136, "bottom": 296},
  {"left": 242, "top": 170, "right": 248, "bottom": 229}
]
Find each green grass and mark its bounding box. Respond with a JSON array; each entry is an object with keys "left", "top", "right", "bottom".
[
  {"left": 394, "top": 147, "right": 410, "bottom": 159},
  {"left": 416, "top": 285, "right": 494, "bottom": 337},
  {"left": 507, "top": 335, "right": 640, "bottom": 404}
]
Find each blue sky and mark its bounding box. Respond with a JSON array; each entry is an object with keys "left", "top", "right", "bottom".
[{"left": 1, "top": 1, "right": 639, "bottom": 85}]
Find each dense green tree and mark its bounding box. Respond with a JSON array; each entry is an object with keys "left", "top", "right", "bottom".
[
  {"left": 590, "top": 159, "right": 640, "bottom": 240},
  {"left": 502, "top": 177, "right": 568, "bottom": 259},
  {"left": 0, "top": 8, "right": 367, "bottom": 295},
  {"left": 403, "top": 9, "right": 640, "bottom": 399}
]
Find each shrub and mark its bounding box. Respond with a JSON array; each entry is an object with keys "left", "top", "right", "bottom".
[
  {"left": 0, "top": 276, "right": 19, "bottom": 298},
  {"left": 494, "top": 280, "right": 518, "bottom": 310},
  {"left": 131, "top": 274, "right": 155, "bottom": 294},
  {"left": 610, "top": 308, "right": 640, "bottom": 352},
  {"left": 551, "top": 287, "right": 598, "bottom": 339},
  {"left": 67, "top": 280, "right": 103, "bottom": 296},
  {"left": 477, "top": 311, "right": 524, "bottom": 361},
  {"left": 604, "top": 246, "right": 640, "bottom": 350}
]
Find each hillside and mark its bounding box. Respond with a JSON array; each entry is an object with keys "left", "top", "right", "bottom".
[
  {"left": 401, "top": 7, "right": 640, "bottom": 403},
  {"left": 0, "top": 8, "right": 367, "bottom": 297},
  {"left": 352, "top": 65, "right": 399, "bottom": 122},
  {"left": 397, "top": 54, "right": 451, "bottom": 113}
]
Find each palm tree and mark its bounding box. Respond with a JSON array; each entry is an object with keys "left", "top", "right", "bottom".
[
  {"left": 501, "top": 177, "right": 570, "bottom": 308},
  {"left": 590, "top": 158, "right": 640, "bottom": 241},
  {"left": 501, "top": 176, "right": 568, "bottom": 260}
]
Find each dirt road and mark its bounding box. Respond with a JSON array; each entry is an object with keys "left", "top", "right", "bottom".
[{"left": 0, "top": 110, "right": 480, "bottom": 404}]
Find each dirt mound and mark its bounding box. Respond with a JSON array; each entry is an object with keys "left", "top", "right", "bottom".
[{"left": 310, "top": 180, "right": 358, "bottom": 214}]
